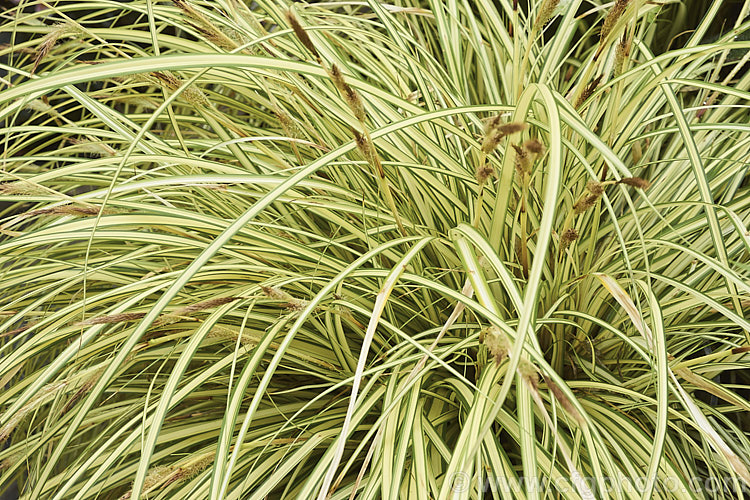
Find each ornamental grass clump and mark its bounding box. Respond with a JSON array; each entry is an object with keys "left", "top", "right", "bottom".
[{"left": 1, "top": 1, "right": 750, "bottom": 499}]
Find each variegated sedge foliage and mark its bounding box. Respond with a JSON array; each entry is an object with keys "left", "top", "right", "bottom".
[{"left": 0, "top": 0, "right": 749, "bottom": 499}]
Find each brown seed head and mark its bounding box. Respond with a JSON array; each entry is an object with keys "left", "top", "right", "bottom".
[
  {"left": 331, "top": 64, "right": 365, "bottom": 122},
  {"left": 78, "top": 312, "right": 146, "bottom": 326},
  {"left": 615, "top": 33, "right": 630, "bottom": 76},
  {"left": 484, "top": 326, "right": 510, "bottom": 365},
  {"left": 483, "top": 114, "right": 504, "bottom": 134},
  {"left": 177, "top": 296, "right": 239, "bottom": 315},
  {"left": 28, "top": 206, "right": 102, "bottom": 217},
  {"left": 536, "top": 0, "right": 561, "bottom": 28},
  {"left": 523, "top": 138, "right": 545, "bottom": 155},
  {"left": 600, "top": 0, "right": 629, "bottom": 46},
  {"left": 560, "top": 228, "right": 579, "bottom": 250},
  {"left": 497, "top": 122, "right": 527, "bottom": 137},
  {"left": 481, "top": 122, "right": 526, "bottom": 154},
  {"left": 573, "top": 194, "right": 600, "bottom": 214},
  {"left": 285, "top": 10, "right": 320, "bottom": 60},
  {"left": 575, "top": 75, "right": 603, "bottom": 109},
  {"left": 618, "top": 177, "right": 650, "bottom": 189},
  {"left": 352, "top": 128, "right": 374, "bottom": 164},
  {"left": 476, "top": 164, "right": 496, "bottom": 184},
  {"left": 0, "top": 181, "right": 46, "bottom": 195},
  {"left": 512, "top": 144, "right": 531, "bottom": 176},
  {"left": 518, "top": 360, "right": 539, "bottom": 389},
  {"left": 586, "top": 181, "right": 604, "bottom": 197}
]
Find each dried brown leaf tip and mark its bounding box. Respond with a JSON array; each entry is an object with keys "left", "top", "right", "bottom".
[
  {"left": 618, "top": 177, "right": 650, "bottom": 189},
  {"left": 543, "top": 374, "right": 584, "bottom": 426},
  {"left": 285, "top": 10, "right": 320, "bottom": 61}
]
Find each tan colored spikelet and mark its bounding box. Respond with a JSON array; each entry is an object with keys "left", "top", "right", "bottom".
[
  {"left": 615, "top": 33, "right": 630, "bottom": 76},
  {"left": 66, "top": 138, "right": 117, "bottom": 157},
  {"left": 586, "top": 181, "right": 604, "bottom": 197},
  {"left": 0, "top": 381, "right": 67, "bottom": 443},
  {"left": 176, "top": 296, "right": 239, "bottom": 315},
  {"left": 482, "top": 127, "right": 520, "bottom": 154},
  {"left": 483, "top": 326, "right": 511, "bottom": 365},
  {"left": 483, "top": 115, "right": 504, "bottom": 134},
  {"left": 575, "top": 75, "right": 603, "bottom": 109},
  {"left": 497, "top": 122, "right": 527, "bottom": 137},
  {"left": 171, "top": 0, "right": 238, "bottom": 51},
  {"left": 182, "top": 86, "right": 210, "bottom": 107},
  {"left": 61, "top": 367, "right": 104, "bottom": 414},
  {"left": 25, "top": 98, "right": 53, "bottom": 113},
  {"left": 28, "top": 205, "right": 103, "bottom": 218},
  {"left": 151, "top": 71, "right": 182, "bottom": 91},
  {"left": 152, "top": 297, "right": 239, "bottom": 327},
  {"left": 150, "top": 71, "right": 208, "bottom": 107},
  {"left": 536, "top": 0, "right": 561, "bottom": 28},
  {"left": 285, "top": 10, "right": 320, "bottom": 61},
  {"left": 261, "top": 286, "right": 292, "bottom": 301},
  {"left": 618, "top": 177, "right": 650, "bottom": 189},
  {"left": 121, "top": 450, "right": 215, "bottom": 498},
  {"left": 573, "top": 194, "right": 600, "bottom": 215},
  {"left": 352, "top": 128, "right": 375, "bottom": 164},
  {"left": 32, "top": 23, "right": 79, "bottom": 74},
  {"left": 330, "top": 64, "right": 365, "bottom": 122},
  {"left": 518, "top": 360, "right": 539, "bottom": 390},
  {"left": 513, "top": 143, "right": 531, "bottom": 175},
  {"left": 274, "top": 106, "right": 298, "bottom": 137},
  {"left": 523, "top": 139, "right": 545, "bottom": 155},
  {"left": 77, "top": 312, "right": 146, "bottom": 326},
  {"left": 482, "top": 122, "right": 526, "bottom": 154},
  {"left": 261, "top": 286, "right": 307, "bottom": 310},
  {"left": 476, "top": 164, "right": 495, "bottom": 183},
  {"left": 560, "top": 228, "right": 579, "bottom": 250},
  {"left": 207, "top": 325, "right": 260, "bottom": 346},
  {"left": 0, "top": 181, "right": 46, "bottom": 196},
  {"left": 599, "top": 0, "right": 629, "bottom": 47}
]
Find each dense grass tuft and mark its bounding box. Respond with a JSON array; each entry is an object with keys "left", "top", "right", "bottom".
[{"left": 1, "top": 1, "right": 750, "bottom": 498}]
